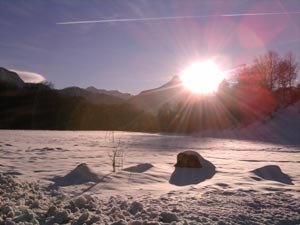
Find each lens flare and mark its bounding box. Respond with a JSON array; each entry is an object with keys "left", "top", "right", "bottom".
[{"left": 180, "top": 61, "right": 225, "bottom": 94}]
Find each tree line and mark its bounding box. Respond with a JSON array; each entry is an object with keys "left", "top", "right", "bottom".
[
  {"left": 0, "top": 82, "right": 158, "bottom": 132},
  {"left": 236, "top": 51, "right": 298, "bottom": 103}
]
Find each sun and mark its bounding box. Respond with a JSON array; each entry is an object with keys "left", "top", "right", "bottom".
[{"left": 180, "top": 61, "right": 225, "bottom": 94}]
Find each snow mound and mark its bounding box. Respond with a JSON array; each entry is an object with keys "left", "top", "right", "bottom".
[
  {"left": 123, "top": 163, "right": 154, "bottom": 173},
  {"left": 51, "top": 163, "right": 101, "bottom": 186},
  {"left": 169, "top": 151, "right": 216, "bottom": 186},
  {"left": 251, "top": 165, "right": 293, "bottom": 185}
]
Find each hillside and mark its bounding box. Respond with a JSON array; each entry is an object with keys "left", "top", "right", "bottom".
[
  {"left": 201, "top": 100, "right": 300, "bottom": 144},
  {"left": 240, "top": 100, "right": 300, "bottom": 143}
]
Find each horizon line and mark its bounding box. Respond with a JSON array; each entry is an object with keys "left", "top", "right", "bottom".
[{"left": 57, "top": 11, "right": 300, "bottom": 25}]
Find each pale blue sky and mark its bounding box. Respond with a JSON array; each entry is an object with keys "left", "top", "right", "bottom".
[{"left": 0, "top": 0, "right": 299, "bottom": 94}]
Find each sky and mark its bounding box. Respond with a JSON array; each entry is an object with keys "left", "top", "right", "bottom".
[{"left": 0, "top": 0, "right": 300, "bottom": 94}]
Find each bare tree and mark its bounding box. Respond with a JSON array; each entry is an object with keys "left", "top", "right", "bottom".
[
  {"left": 277, "top": 52, "right": 299, "bottom": 103},
  {"left": 234, "top": 51, "right": 300, "bottom": 108},
  {"left": 285, "top": 52, "right": 298, "bottom": 89},
  {"left": 253, "top": 51, "right": 280, "bottom": 90},
  {"left": 277, "top": 59, "right": 289, "bottom": 89}
]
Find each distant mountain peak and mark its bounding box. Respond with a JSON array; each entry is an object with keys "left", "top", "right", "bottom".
[
  {"left": 128, "top": 75, "right": 188, "bottom": 114},
  {"left": 140, "top": 75, "right": 183, "bottom": 95},
  {"left": 0, "top": 67, "right": 25, "bottom": 88},
  {"left": 161, "top": 75, "right": 182, "bottom": 87},
  {"left": 171, "top": 75, "right": 181, "bottom": 82}
]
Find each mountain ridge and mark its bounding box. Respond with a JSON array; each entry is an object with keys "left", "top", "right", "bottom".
[
  {"left": 0, "top": 67, "right": 130, "bottom": 106},
  {"left": 86, "top": 86, "right": 132, "bottom": 100},
  {"left": 0, "top": 67, "right": 189, "bottom": 112}
]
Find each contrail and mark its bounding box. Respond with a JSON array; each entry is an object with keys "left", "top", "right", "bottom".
[{"left": 57, "top": 11, "right": 300, "bottom": 25}]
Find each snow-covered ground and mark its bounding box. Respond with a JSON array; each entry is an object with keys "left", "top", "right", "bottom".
[
  {"left": 0, "top": 128, "right": 299, "bottom": 224},
  {"left": 0, "top": 100, "right": 300, "bottom": 225}
]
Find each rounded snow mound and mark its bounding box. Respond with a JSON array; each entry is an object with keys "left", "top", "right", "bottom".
[
  {"left": 123, "top": 163, "right": 154, "bottom": 173},
  {"left": 51, "top": 163, "right": 101, "bottom": 186},
  {"left": 170, "top": 151, "right": 216, "bottom": 186},
  {"left": 251, "top": 165, "right": 293, "bottom": 185}
]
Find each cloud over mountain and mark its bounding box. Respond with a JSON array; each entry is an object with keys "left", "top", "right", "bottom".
[{"left": 11, "top": 69, "right": 45, "bottom": 83}]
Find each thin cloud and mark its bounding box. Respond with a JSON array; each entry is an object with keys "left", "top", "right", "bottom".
[
  {"left": 11, "top": 69, "right": 45, "bottom": 83},
  {"left": 57, "top": 11, "right": 300, "bottom": 25}
]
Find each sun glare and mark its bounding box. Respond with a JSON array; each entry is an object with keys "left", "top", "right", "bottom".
[{"left": 180, "top": 61, "right": 224, "bottom": 94}]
